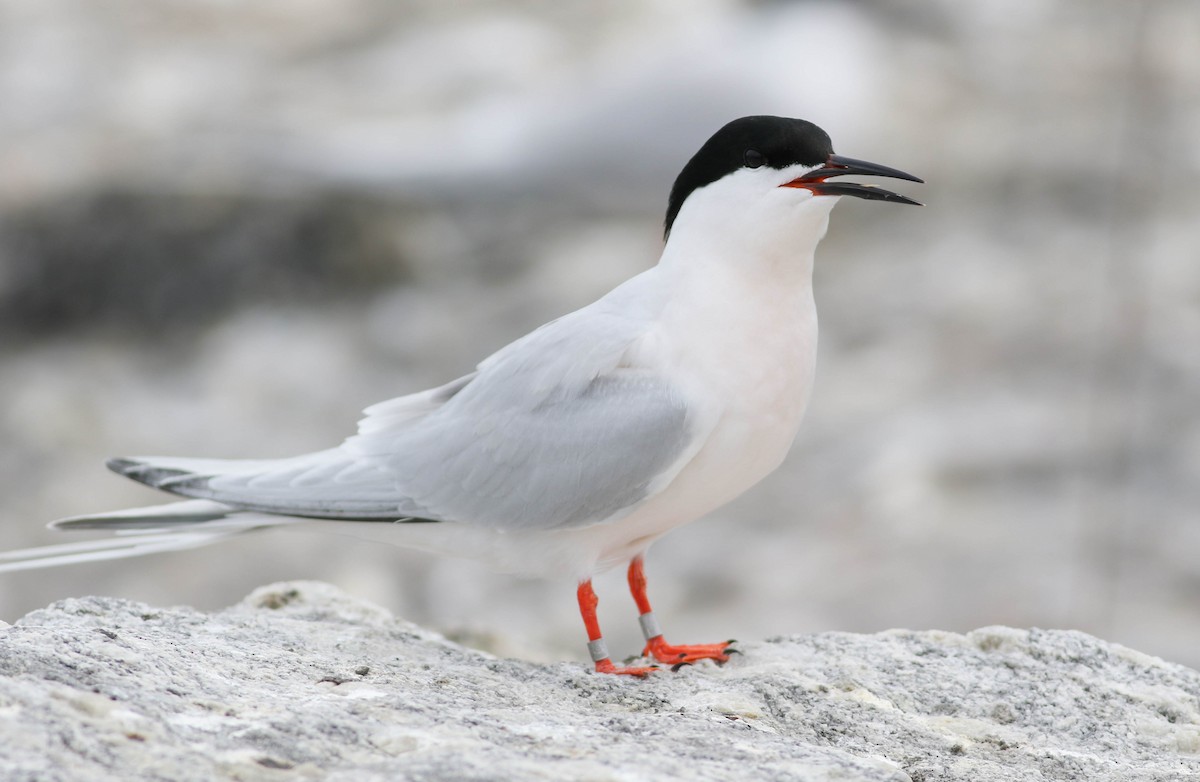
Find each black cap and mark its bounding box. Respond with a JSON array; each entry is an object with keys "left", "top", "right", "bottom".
[{"left": 664, "top": 116, "right": 833, "bottom": 238}]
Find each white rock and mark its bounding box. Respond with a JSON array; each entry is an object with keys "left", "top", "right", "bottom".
[{"left": 1, "top": 581, "right": 1197, "bottom": 781}]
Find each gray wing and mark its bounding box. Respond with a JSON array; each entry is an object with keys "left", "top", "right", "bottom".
[
  {"left": 341, "top": 299, "right": 698, "bottom": 530},
  {"left": 137, "top": 279, "right": 704, "bottom": 531},
  {"left": 347, "top": 369, "right": 693, "bottom": 530}
]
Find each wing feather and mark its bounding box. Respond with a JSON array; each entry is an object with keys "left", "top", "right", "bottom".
[{"left": 122, "top": 271, "right": 705, "bottom": 531}]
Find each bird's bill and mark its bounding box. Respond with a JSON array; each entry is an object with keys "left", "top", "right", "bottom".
[{"left": 782, "top": 154, "right": 924, "bottom": 205}]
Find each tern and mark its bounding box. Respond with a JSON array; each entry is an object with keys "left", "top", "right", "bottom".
[{"left": 1, "top": 116, "right": 921, "bottom": 675}]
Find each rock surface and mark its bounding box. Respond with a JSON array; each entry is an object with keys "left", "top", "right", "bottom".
[{"left": 1, "top": 582, "right": 1198, "bottom": 781}]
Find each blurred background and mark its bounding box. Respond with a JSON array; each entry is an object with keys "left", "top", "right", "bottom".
[{"left": 2, "top": 0, "right": 1199, "bottom": 669}]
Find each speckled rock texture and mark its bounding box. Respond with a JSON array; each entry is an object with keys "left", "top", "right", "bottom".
[{"left": 1, "top": 581, "right": 1197, "bottom": 781}]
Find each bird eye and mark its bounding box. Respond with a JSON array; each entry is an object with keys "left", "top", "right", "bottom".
[{"left": 743, "top": 150, "right": 767, "bottom": 169}]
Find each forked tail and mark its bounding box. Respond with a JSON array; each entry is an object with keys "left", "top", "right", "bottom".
[{"left": 0, "top": 500, "right": 299, "bottom": 573}]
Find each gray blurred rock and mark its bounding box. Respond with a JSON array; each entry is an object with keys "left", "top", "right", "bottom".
[{"left": 1, "top": 581, "right": 1197, "bottom": 782}]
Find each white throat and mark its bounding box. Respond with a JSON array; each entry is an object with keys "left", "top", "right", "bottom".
[{"left": 657, "top": 170, "right": 837, "bottom": 289}]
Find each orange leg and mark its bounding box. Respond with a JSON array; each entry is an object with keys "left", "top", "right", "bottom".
[
  {"left": 576, "top": 580, "right": 658, "bottom": 676},
  {"left": 627, "top": 555, "right": 735, "bottom": 666}
]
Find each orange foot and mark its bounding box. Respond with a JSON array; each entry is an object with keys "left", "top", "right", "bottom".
[
  {"left": 594, "top": 658, "right": 659, "bottom": 677},
  {"left": 643, "top": 636, "right": 737, "bottom": 667}
]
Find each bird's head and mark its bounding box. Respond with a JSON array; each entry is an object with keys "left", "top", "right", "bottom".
[{"left": 663, "top": 116, "right": 922, "bottom": 258}]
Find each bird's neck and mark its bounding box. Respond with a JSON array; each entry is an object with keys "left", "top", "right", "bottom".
[{"left": 656, "top": 201, "right": 833, "bottom": 293}]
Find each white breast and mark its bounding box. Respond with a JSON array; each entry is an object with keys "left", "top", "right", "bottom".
[{"left": 568, "top": 260, "right": 819, "bottom": 570}]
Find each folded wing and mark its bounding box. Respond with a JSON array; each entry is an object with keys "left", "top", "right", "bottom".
[{"left": 111, "top": 283, "right": 703, "bottom": 532}]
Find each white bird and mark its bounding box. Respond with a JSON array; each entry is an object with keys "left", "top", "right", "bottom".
[{"left": 1, "top": 116, "right": 921, "bottom": 675}]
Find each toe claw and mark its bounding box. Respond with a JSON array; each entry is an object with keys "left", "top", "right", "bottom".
[
  {"left": 642, "top": 636, "right": 741, "bottom": 666},
  {"left": 671, "top": 661, "right": 693, "bottom": 673},
  {"left": 595, "top": 659, "right": 660, "bottom": 677}
]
